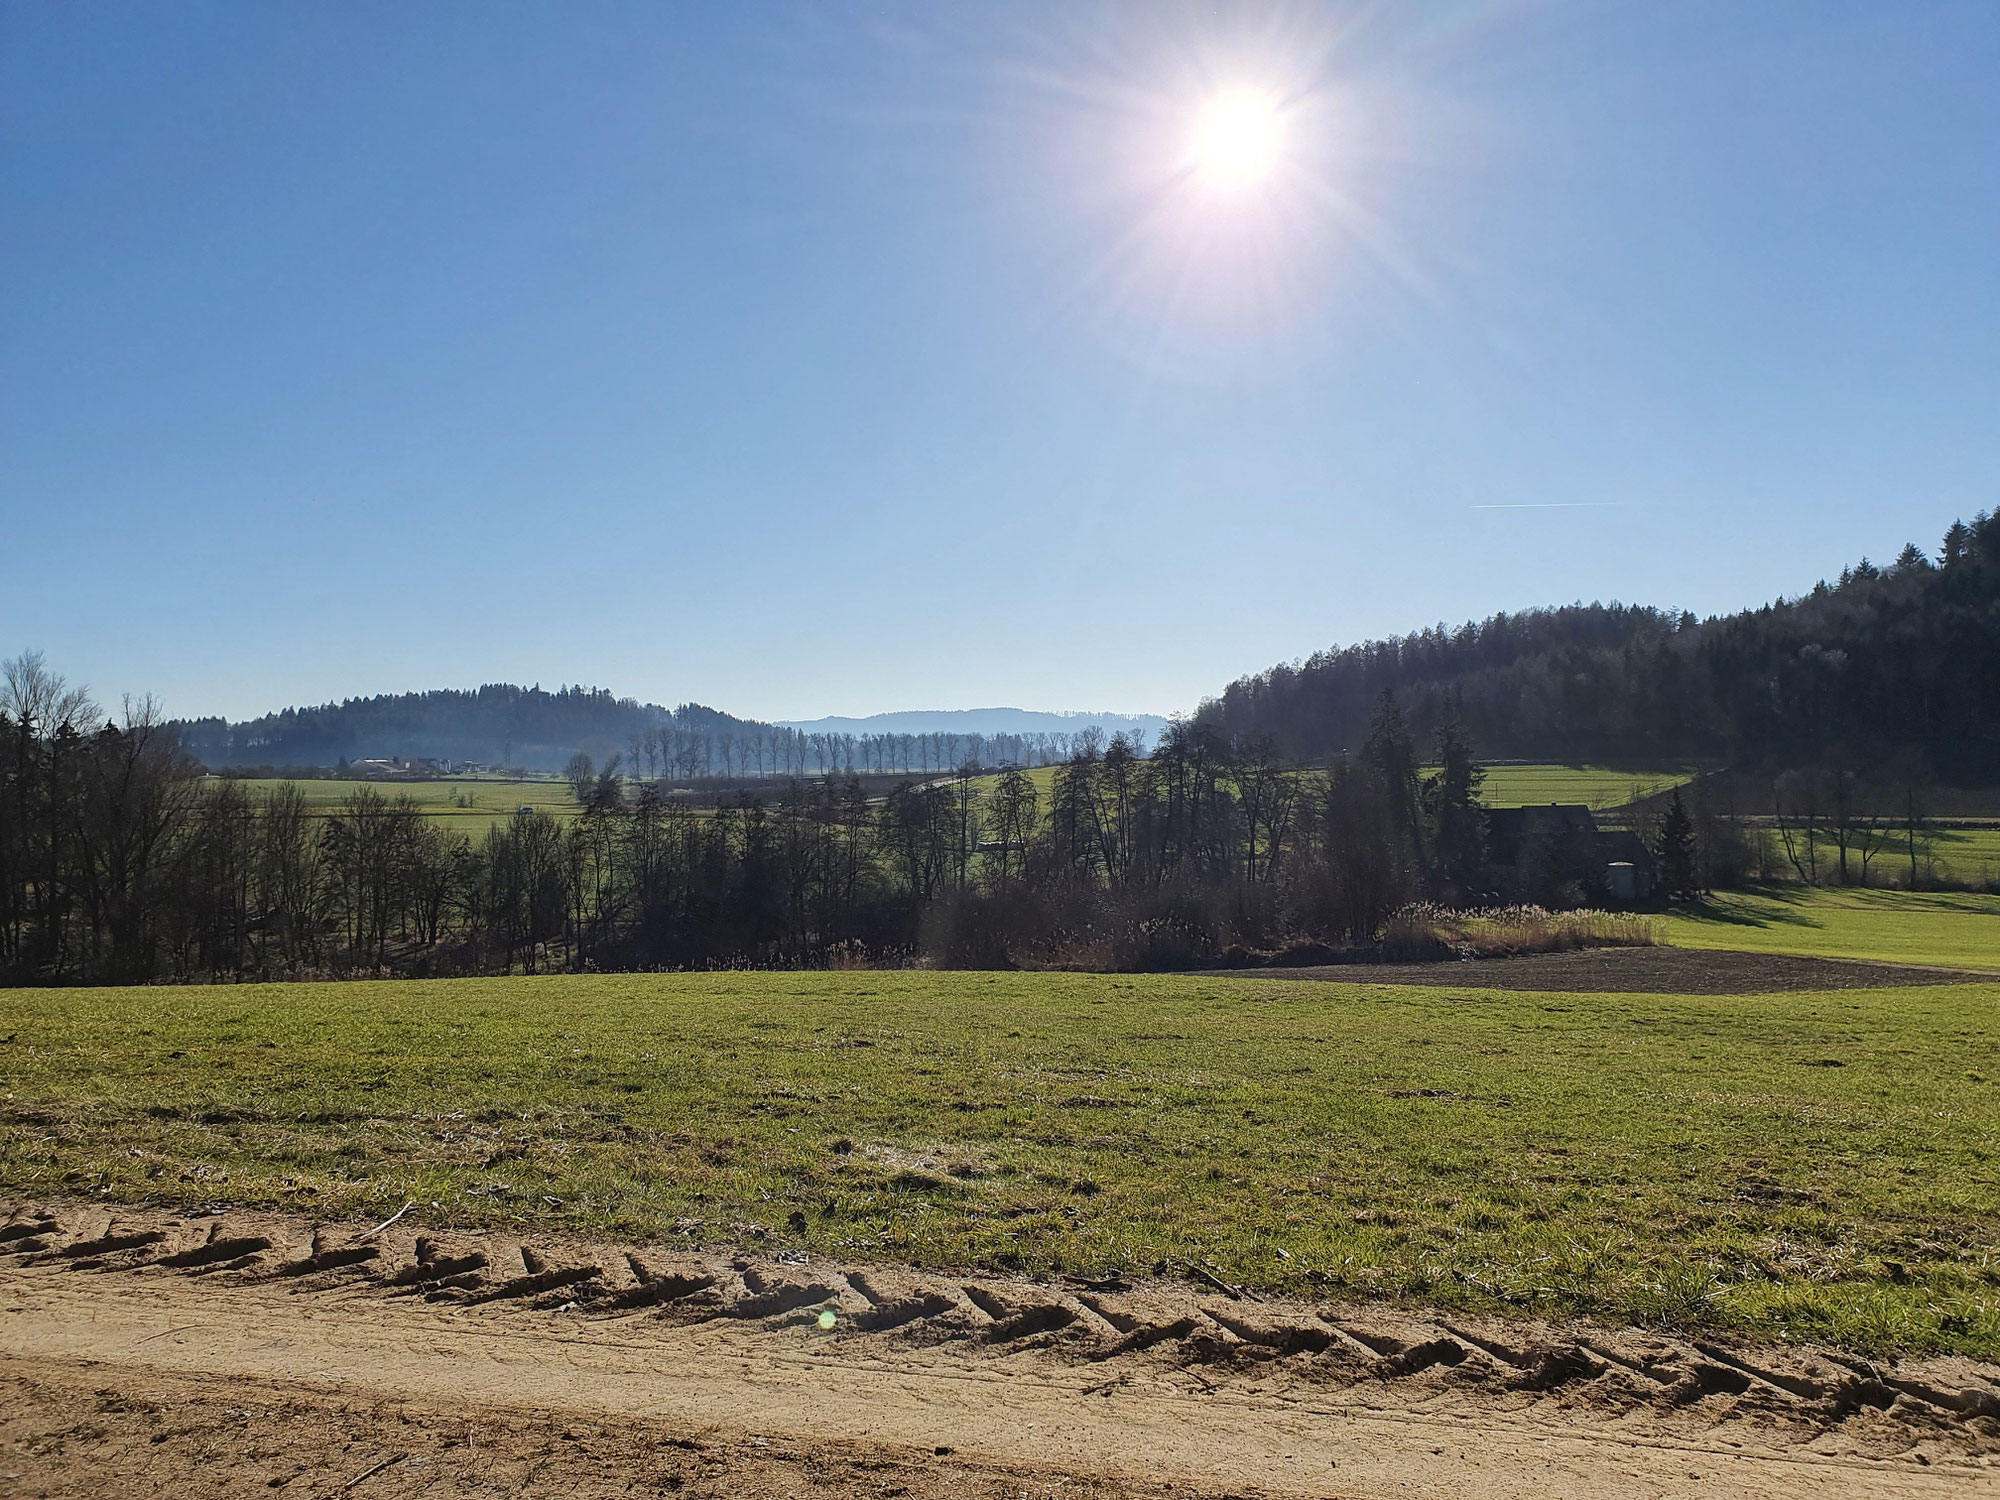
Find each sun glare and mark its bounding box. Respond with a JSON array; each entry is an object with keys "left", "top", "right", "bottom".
[{"left": 1189, "top": 88, "right": 1281, "bottom": 188}]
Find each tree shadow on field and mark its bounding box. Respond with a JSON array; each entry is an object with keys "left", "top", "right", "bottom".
[
  {"left": 1680, "top": 890, "right": 1821, "bottom": 930},
  {"left": 1845, "top": 887, "right": 2000, "bottom": 915}
]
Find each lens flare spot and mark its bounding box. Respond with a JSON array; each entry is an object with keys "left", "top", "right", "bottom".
[{"left": 817, "top": 1308, "right": 838, "bottom": 1330}]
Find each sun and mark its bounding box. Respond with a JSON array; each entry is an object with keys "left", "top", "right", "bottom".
[{"left": 1188, "top": 88, "right": 1282, "bottom": 189}]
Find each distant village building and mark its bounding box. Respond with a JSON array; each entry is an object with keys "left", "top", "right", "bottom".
[
  {"left": 1485, "top": 803, "right": 1596, "bottom": 866},
  {"left": 1487, "top": 803, "right": 1654, "bottom": 904}
]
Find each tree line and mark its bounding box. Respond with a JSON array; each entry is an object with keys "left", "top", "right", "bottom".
[
  {"left": 1200, "top": 512, "right": 2000, "bottom": 783},
  {"left": 8, "top": 654, "right": 1612, "bottom": 984},
  {"left": 589, "top": 724, "right": 1141, "bottom": 786},
  {"left": 15, "top": 582, "right": 1979, "bottom": 986}
]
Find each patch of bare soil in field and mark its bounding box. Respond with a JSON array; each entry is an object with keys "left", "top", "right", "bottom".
[
  {"left": 1258, "top": 946, "right": 1987, "bottom": 993},
  {"left": 4, "top": 1200, "right": 1998, "bottom": 1497}
]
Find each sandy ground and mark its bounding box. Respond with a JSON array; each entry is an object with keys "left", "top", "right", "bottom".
[{"left": 3, "top": 1200, "right": 1997, "bottom": 1498}]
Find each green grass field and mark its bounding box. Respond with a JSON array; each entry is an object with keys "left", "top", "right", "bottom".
[
  {"left": 1661, "top": 887, "right": 2000, "bottom": 971},
  {"left": 1932, "top": 824, "right": 2000, "bottom": 884},
  {"left": 4, "top": 969, "right": 1996, "bottom": 1358},
  {"left": 221, "top": 776, "right": 578, "bottom": 835},
  {"left": 221, "top": 761, "right": 1696, "bottom": 833},
  {"left": 1475, "top": 763, "right": 1692, "bottom": 809}
]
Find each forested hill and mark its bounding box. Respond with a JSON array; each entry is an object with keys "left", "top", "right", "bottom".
[
  {"left": 177, "top": 686, "right": 764, "bottom": 773},
  {"left": 1199, "top": 512, "right": 2000, "bottom": 782}
]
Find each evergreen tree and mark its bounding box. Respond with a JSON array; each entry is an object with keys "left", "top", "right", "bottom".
[
  {"left": 1422, "top": 714, "right": 1487, "bottom": 903},
  {"left": 1942, "top": 519, "right": 1971, "bottom": 566},
  {"left": 1363, "top": 691, "right": 1424, "bottom": 878},
  {"left": 1654, "top": 788, "right": 1700, "bottom": 899}
]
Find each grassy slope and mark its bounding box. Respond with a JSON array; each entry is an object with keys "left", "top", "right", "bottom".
[
  {"left": 1476, "top": 763, "right": 1692, "bottom": 809},
  {"left": 1661, "top": 887, "right": 2000, "bottom": 970},
  {"left": 3, "top": 970, "right": 1996, "bottom": 1358}
]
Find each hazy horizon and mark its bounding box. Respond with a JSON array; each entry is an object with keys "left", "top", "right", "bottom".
[
  {"left": 170, "top": 685, "right": 1178, "bottom": 737},
  {"left": 776, "top": 707, "right": 1172, "bottom": 740}
]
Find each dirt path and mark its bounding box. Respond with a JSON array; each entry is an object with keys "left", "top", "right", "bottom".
[{"left": 4, "top": 1200, "right": 1997, "bottom": 1497}]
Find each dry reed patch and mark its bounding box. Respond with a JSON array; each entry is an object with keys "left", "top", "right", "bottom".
[{"left": 1381, "top": 903, "right": 1658, "bottom": 961}]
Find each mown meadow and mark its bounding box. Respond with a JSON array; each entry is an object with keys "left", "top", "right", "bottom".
[
  {"left": 3, "top": 968, "right": 1996, "bottom": 1359},
  {"left": 1473, "top": 762, "right": 1692, "bottom": 809},
  {"left": 1661, "top": 887, "right": 2000, "bottom": 970},
  {"left": 225, "top": 775, "right": 578, "bottom": 836}
]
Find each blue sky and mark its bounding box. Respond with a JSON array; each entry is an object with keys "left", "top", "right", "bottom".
[{"left": 3, "top": 2, "right": 1996, "bottom": 723}]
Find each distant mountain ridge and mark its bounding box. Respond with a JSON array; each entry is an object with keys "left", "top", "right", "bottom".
[
  {"left": 174, "top": 690, "right": 1171, "bottom": 774},
  {"left": 776, "top": 708, "right": 1169, "bottom": 745}
]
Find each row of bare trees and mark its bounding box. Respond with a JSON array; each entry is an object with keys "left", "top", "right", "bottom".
[
  {"left": 57, "top": 650, "right": 1950, "bottom": 981},
  {"left": 1767, "top": 755, "right": 1941, "bottom": 887},
  {"left": 1, "top": 654, "right": 203, "bottom": 982},
  {"left": 0, "top": 654, "right": 485, "bottom": 982},
  {"left": 614, "top": 724, "right": 1139, "bottom": 784},
  {"left": 5, "top": 650, "right": 1520, "bottom": 981}
]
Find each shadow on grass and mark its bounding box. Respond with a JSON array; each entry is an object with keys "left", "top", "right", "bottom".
[
  {"left": 1680, "top": 884, "right": 2000, "bottom": 929},
  {"left": 1676, "top": 889, "right": 1821, "bottom": 930},
  {"left": 1761, "top": 884, "right": 2000, "bottom": 916},
  {"left": 1847, "top": 888, "right": 2000, "bottom": 914}
]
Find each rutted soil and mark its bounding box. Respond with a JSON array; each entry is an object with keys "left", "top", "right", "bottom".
[
  {"left": 1257, "top": 946, "right": 1992, "bottom": 993},
  {"left": 4, "top": 1199, "right": 1998, "bottom": 1496},
  {"left": 0, "top": 1360, "right": 1169, "bottom": 1500}
]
